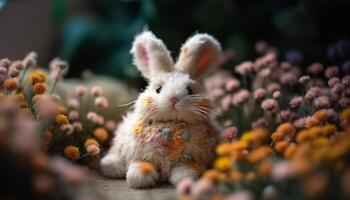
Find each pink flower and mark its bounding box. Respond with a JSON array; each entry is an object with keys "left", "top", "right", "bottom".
[
  {"left": 307, "top": 62, "right": 324, "bottom": 75},
  {"left": 289, "top": 96, "right": 303, "bottom": 108},
  {"left": 220, "top": 95, "right": 232, "bottom": 111},
  {"left": 313, "top": 96, "right": 330, "bottom": 109},
  {"left": 105, "top": 120, "right": 117, "bottom": 132},
  {"left": 328, "top": 77, "right": 340, "bottom": 87},
  {"left": 95, "top": 96, "right": 108, "bottom": 109},
  {"left": 342, "top": 75, "right": 350, "bottom": 87},
  {"left": 255, "top": 41, "right": 268, "bottom": 54},
  {"left": 72, "top": 122, "right": 83, "bottom": 132},
  {"left": 75, "top": 86, "right": 87, "bottom": 97},
  {"left": 280, "top": 72, "right": 297, "bottom": 86},
  {"left": 191, "top": 178, "right": 214, "bottom": 198},
  {"left": 258, "top": 68, "right": 271, "bottom": 78},
  {"left": 36, "top": 98, "right": 59, "bottom": 120},
  {"left": 87, "top": 112, "right": 98, "bottom": 121},
  {"left": 267, "top": 82, "right": 281, "bottom": 94},
  {"left": 279, "top": 109, "right": 295, "bottom": 122},
  {"left": 235, "top": 61, "right": 254, "bottom": 75},
  {"left": 60, "top": 124, "right": 74, "bottom": 135},
  {"left": 339, "top": 97, "right": 350, "bottom": 108},
  {"left": 332, "top": 83, "right": 344, "bottom": 94},
  {"left": 281, "top": 62, "right": 292, "bottom": 70},
  {"left": 261, "top": 98, "right": 279, "bottom": 113},
  {"left": 325, "top": 66, "right": 339, "bottom": 78},
  {"left": 273, "top": 91, "right": 281, "bottom": 99},
  {"left": 67, "top": 98, "right": 80, "bottom": 109},
  {"left": 87, "top": 144, "right": 100, "bottom": 156},
  {"left": 11, "top": 60, "right": 24, "bottom": 70},
  {"left": 232, "top": 89, "right": 250, "bottom": 105},
  {"left": 225, "top": 78, "right": 240, "bottom": 91},
  {"left": 50, "top": 94, "right": 62, "bottom": 103},
  {"left": 22, "top": 51, "right": 37, "bottom": 68},
  {"left": 254, "top": 88, "right": 266, "bottom": 99},
  {"left": 271, "top": 161, "right": 294, "bottom": 181},
  {"left": 252, "top": 118, "right": 268, "bottom": 129},
  {"left": 91, "top": 86, "right": 103, "bottom": 97},
  {"left": 221, "top": 126, "right": 238, "bottom": 143},
  {"left": 294, "top": 117, "right": 306, "bottom": 129},
  {"left": 68, "top": 111, "right": 79, "bottom": 121},
  {"left": 298, "top": 76, "right": 310, "bottom": 85}
]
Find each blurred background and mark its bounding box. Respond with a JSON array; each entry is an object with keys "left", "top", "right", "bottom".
[{"left": 0, "top": 0, "right": 350, "bottom": 82}]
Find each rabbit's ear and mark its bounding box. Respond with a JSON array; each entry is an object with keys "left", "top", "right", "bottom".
[
  {"left": 175, "top": 33, "right": 221, "bottom": 79},
  {"left": 131, "top": 31, "right": 173, "bottom": 80}
]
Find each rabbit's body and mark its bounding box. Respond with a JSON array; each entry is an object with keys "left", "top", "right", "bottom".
[{"left": 101, "top": 31, "right": 222, "bottom": 188}]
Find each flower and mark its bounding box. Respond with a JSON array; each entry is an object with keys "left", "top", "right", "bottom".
[
  {"left": 176, "top": 178, "right": 193, "bottom": 196},
  {"left": 4, "top": 79, "right": 17, "bottom": 90},
  {"left": 225, "top": 79, "right": 240, "bottom": 91},
  {"left": 325, "top": 66, "right": 339, "bottom": 78},
  {"left": 68, "top": 111, "right": 79, "bottom": 121},
  {"left": 235, "top": 61, "right": 254, "bottom": 75},
  {"left": 95, "top": 96, "right": 108, "bottom": 109},
  {"left": 72, "top": 122, "right": 82, "bottom": 132},
  {"left": 313, "top": 96, "right": 331, "bottom": 109},
  {"left": 232, "top": 89, "right": 250, "bottom": 105},
  {"left": 75, "top": 86, "right": 87, "bottom": 97},
  {"left": 93, "top": 127, "right": 108, "bottom": 142},
  {"left": 55, "top": 114, "right": 69, "bottom": 125},
  {"left": 214, "top": 157, "right": 233, "bottom": 171},
  {"left": 267, "top": 82, "right": 281, "bottom": 94},
  {"left": 67, "top": 98, "right": 80, "bottom": 109},
  {"left": 307, "top": 62, "right": 324, "bottom": 75},
  {"left": 22, "top": 51, "right": 37, "bottom": 68},
  {"left": 91, "top": 86, "right": 103, "bottom": 97},
  {"left": 84, "top": 138, "right": 100, "bottom": 148},
  {"left": 87, "top": 144, "right": 100, "bottom": 156},
  {"left": 280, "top": 72, "right": 298, "bottom": 86},
  {"left": 261, "top": 98, "right": 279, "bottom": 113},
  {"left": 220, "top": 95, "right": 232, "bottom": 111},
  {"left": 289, "top": 96, "right": 303, "bottom": 108},
  {"left": 60, "top": 124, "right": 74, "bottom": 135},
  {"left": 28, "top": 70, "right": 47, "bottom": 85},
  {"left": 220, "top": 126, "right": 238, "bottom": 143},
  {"left": 254, "top": 88, "right": 266, "bottom": 99},
  {"left": 64, "top": 146, "right": 80, "bottom": 161},
  {"left": 32, "top": 83, "right": 47, "bottom": 94},
  {"left": 299, "top": 75, "right": 311, "bottom": 84}
]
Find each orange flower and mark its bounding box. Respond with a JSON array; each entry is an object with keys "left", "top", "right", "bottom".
[
  {"left": 230, "top": 171, "right": 243, "bottom": 182},
  {"left": 28, "top": 70, "right": 47, "bottom": 85},
  {"left": 258, "top": 161, "right": 272, "bottom": 176},
  {"left": 247, "top": 146, "right": 273, "bottom": 164},
  {"left": 284, "top": 144, "right": 297, "bottom": 158},
  {"left": 275, "top": 141, "right": 289, "bottom": 153},
  {"left": 93, "top": 127, "right": 108, "bottom": 142},
  {"left": 341, "top": 108, "right": 350, "bottom": 121},
  {"left": 216, "top": 143, "right": 232, "bottom": 156},
  {"left": 276, "top": 123, "right": 296, "bottom": 137},
  {"left": 203, "top": 170, "right": 226, "bottom": 183},
  {"left": 55, "top": 114, "right": 69, "bottom": 125},
  {"left": 32, "top": 83, "right": 47, "bottom": 94},
  {"left": 296, "top": 130, "right": 311, "bottom": 143},
  {"left": 322, "top": 124, "right": 337, "bottom": 135},
  {"left": 313, "top": 110, "right": 329, "bottom": 122},
  {"left": 43, "top": 130, "right": 53, "bottom": 142},
  {"left": 84, "top": 138, "right": 100, "bottom": 148},
  {"left": 214, "top": 157, "right": 233, "bottom": 171},
  {"left": 64, "top": 146, "right": 80, "bottom": 161},
  {"left": 4, "top": 79, "right": 17, "bottom": 91},
  {"left": 245, "top": 171, "right": 257, "bottom": 181},
  {"left": 58, "top": 106, "right": 67, "bottom": 114},
  {"left": 271, "top": 131, "right": 284, "bottom": 142},
  {"left": 305, "top": 117, "right": 319, "bottom": 128}
]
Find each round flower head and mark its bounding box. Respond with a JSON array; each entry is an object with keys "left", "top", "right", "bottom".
[
  {"left": 220, "top": 126, "right": 238, "bottom": 143},
  {"left": 64, "top": 146, "right": 80, "bottom": 161},
  {"left": 298, "top": 76, "right": 310, "bottom": 85},
  {"left": 93, "top": 127, "right": 108, "bottom": 142},
  {"left": 307, "top": 62, "right": 324, "bottom": 75},
  {"left": 273, "top": 91, "right": 281, "bottom": 99},
  {"left": 220, "top": 95, "right": 232, "bottom": 111},
  {"left": 95, "top": 96, "right": 108, "bottom": 109},
  {"left": 8, "top": 64, "right": 20, "bottom": 78},
  {"left": 255, "top": 40, "right": 268, "bottom": 54},
  {"left": 232, "top": 89, "right": 250, "bottom": 106},
  {"left": 267, "top": 82, "right": 281, "bottom": 94},
  {"left": 325, "top": 66, "right": 339, "bottom": 78},
  {"left": 87, "top": 144, "right": 100, "bottom": 156},
  {"left": 32, "top": 83, "right": 47, "bottom": 94},
  {"left": 289, "top": 96, "right": 303, "bottom": 108},
  {"left": 91, "top": 86, "right": 103, "bottom": 97},
  {"left": 4, "top": 79, "right": 17, "bottom": 91},
  {"left": 225, "top": 78, "right": 240, "bottom": 91},
  {"left": 75, "top": 86, "right": 87, "bottom": 97},
  {"left": 0, "top": 66, "right": 7, "bottom": 74},
  {"left": 339, "top": 97, "right": 350, "bottom": 108},
  {"left": 261, "top": 98, "right": 279, "bottom": 113},
  {"left": 235, "top": 61, "right": 254, "bottom": 75},
  {"left": 342, "top": 75, "right": 350, "bottom": 87},
  {"left": 87, "top": 112, "right": 98, "bottom": 121},
  {"left": 258, "top": 68, "right": 271, "bottom": 78},
  {"left": 254, "top": 88, "right": 266, "bottom": 100},
  {"left": 280, "top": 72, "right": 297, "bottom": 86},
  {"left": 279, "top": 109, "right": 295, "bottom": 122},
  {"left": 84, "top": 138, "right": 99, "bottom": 148},
  {"left": 55, "top": 114, "right": 69, "bottom": 125},
  {"left": 0, "top": 58, "right": 12, "bottom": 68},
  {"left": 68, "top": 111, "right": 79, "bottom": 121},
  {"left": 293, "top": 117, "right": 307, "bottom": 129},
  {"left": 191, "top": 178, "right": 214, "bottom": 199},
  {"left": 50, "top": 93, "right": 62, "bottom": 103},
  {"left": 72, "top": 122, "right": 83, "bottom": 132},
  {"left": 328, "top": 77, "right": 340, "bottom": 87},
  {"left": 332, "top": 83, "right": 344, "bottom": 94},
  {"left": 313, "top": 96, "right": 330, "bottom": 109},
  {"left": 61, "top": 124, "right": 74, "bottom": 135},
  {"left": 67, "top": 98, "right": 80, "bottom": 110},
  {"left": 105, "top": 120, "right": 117, "bottom": 132},
  {"left": 252, "top": 118, "right": 268, "bottom": 129},
  {"left": 22, "top": 51, "right": 37, "bottom": 68},
  {"left": 281, "top": 62, "right": 292, "bottom": 70}
]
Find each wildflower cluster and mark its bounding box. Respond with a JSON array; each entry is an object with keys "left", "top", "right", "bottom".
[
  {"left": 0, "top": 53, "right": 117, "bottom": 164},
  {"left": 178, "top": 43, "right": 350, "bottom": 200}
]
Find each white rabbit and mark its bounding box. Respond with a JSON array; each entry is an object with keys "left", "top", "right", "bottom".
[{"left": 100, "top": 30, "right": 222, "bottom": 188}]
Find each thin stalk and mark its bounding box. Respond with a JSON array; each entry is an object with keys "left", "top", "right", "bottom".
[{"left": 50, "top": 69, "right": 62, "bottom": 95}]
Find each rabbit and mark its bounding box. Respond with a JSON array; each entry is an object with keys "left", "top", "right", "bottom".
[{"left": 100, "top": 30, "right": 222, "bottom": 188}]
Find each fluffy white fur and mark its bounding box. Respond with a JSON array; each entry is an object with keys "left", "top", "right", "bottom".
[{"left": 100, "top": 30, "right": 222, "bottom": 188}]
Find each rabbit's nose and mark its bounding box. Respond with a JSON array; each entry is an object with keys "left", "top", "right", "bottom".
[{"left": 170, "top": 96, "right": 179, "bottom": 105}]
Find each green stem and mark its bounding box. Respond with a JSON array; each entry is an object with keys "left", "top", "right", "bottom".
[{"left": 50, "top": 69, "right": 62, "bottom": 95}]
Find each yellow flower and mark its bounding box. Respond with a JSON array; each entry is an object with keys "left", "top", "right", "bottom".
[
  {"left": 58, "top": 106, "right": 67, "bottom": 114},
  {"left": 214, "top": 157, "right": 233, "bottom": 171},
  {"left": 93, "top": 128, "right": 108, "bottom": 142},
  {"left": 230, "top": 141, "right": 248, "bottom": 151},
  {"left": 203, "top": 170, "right": 226, "bottom": 183},
  {"left": 216, "top": 143, "right": 232, "bottom": 156},
  {"left": 55, "top": 114, "right": 69, "bottom": 125},
  {"left": 28, "top": 69, "right": 47, "bottom": 85},
  {"left": 32, "top": 83, "right": 47, "bottom": 94},
  {"left": 64, "top": 146, "right": 80, "bottom": 161}
]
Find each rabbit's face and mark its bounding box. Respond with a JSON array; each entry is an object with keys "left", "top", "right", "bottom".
[
  {"left": 131, "top": 31, "right": 221, "bottom": 123},
  {"left": 135, "top": 71, "right": 211, "bottom": 123}
]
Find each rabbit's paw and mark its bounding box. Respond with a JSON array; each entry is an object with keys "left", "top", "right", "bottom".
[
  {"left": 100, "top": 154, "right": 126, "bottom": 178},
  {"left": 169, "top": 166, "right": 199, "bottom": 185},
  {"left": 126, "top": 161, "right": 159, "bottom": 188}
]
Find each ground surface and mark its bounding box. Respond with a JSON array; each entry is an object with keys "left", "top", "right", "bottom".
[{"left": 86, "top": 172, "right": 176, "bottom": 200}]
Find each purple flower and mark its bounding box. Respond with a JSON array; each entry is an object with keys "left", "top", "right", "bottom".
[
  {"left": 313, "top": 96, "right": 331, "bottom": 109},
  {"left": 289, "top": 96, "right": 303, "bottom": 108},
  {"left": 261, "top": 98, "right": 279, "bottom": 113}
]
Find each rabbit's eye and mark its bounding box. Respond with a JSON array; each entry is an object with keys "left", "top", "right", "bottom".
[
  {"left": 187, "top": 87, "right": 193, "bottom": 95},
  {"left": 156, "top": 86, "right": 162, "bottom": 93}
]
